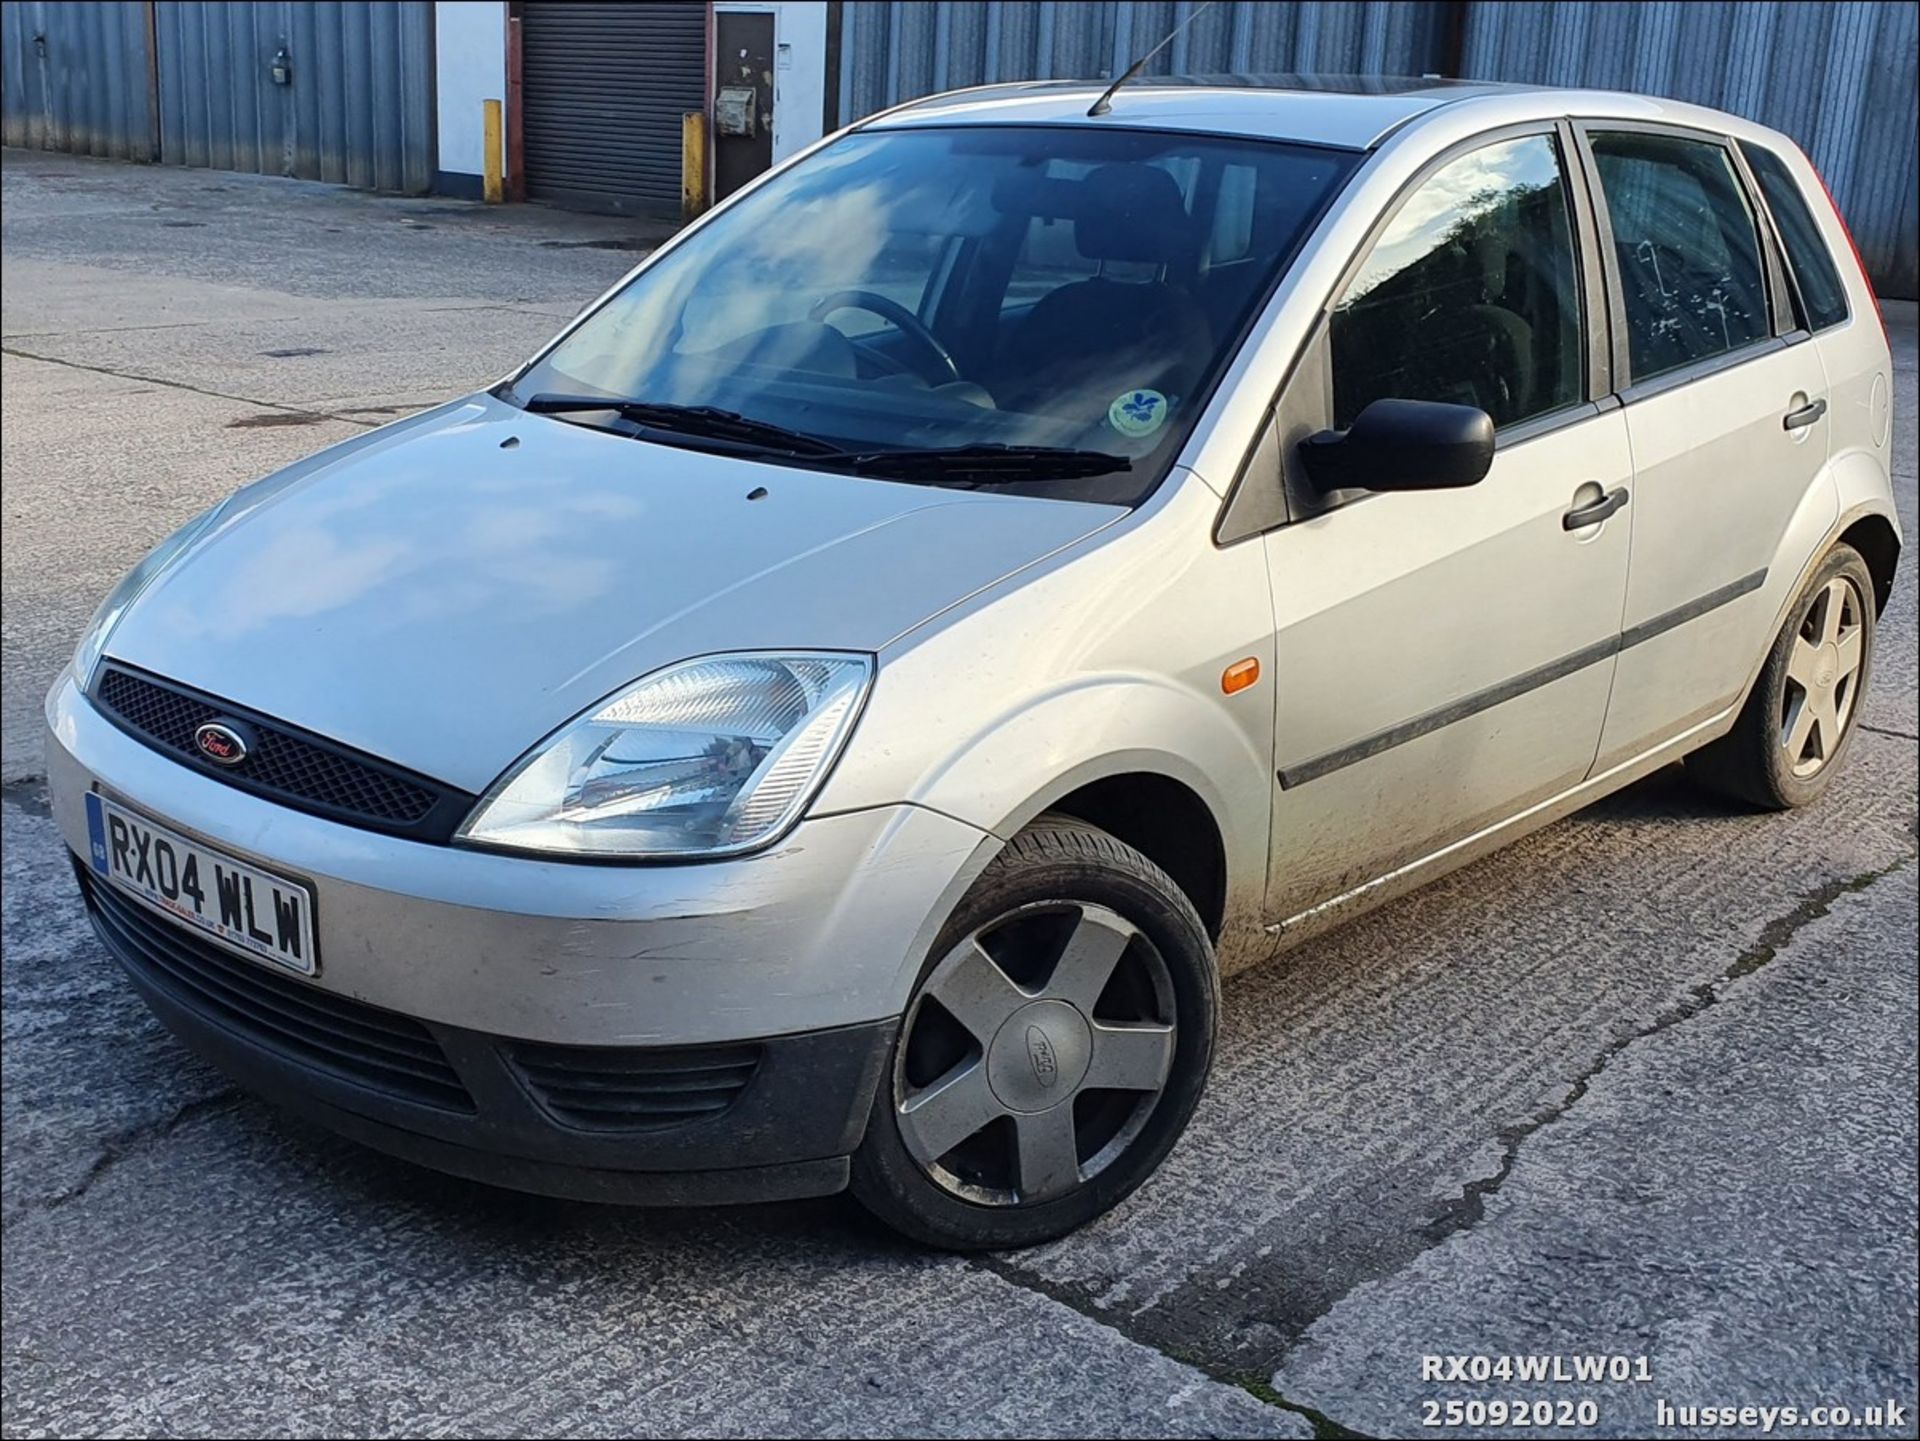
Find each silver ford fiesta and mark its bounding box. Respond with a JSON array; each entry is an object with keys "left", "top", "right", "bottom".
[{"left": 48, "top": 76, "right": 1900, "bottom": 1248}]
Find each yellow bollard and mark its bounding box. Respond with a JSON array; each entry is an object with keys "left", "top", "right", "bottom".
[
  {"left": 482, "top": 99, "right": 504, "bottom": 204},
  {"left": 682, "top": 111, "right": 709, "bottom": 220}
]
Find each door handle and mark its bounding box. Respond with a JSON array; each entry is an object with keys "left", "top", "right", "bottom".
[
  {"left": 1563, "top": 485, "right": 1629, "bottom": 531},
  {"left": 1783, "top": 397, "right": 1828, "bottom": 431}
]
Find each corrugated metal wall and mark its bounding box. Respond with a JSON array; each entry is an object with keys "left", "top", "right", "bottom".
[
  {"left": 1458, "top": 0, "right": 1917, "bottom": 300},
  {"left": 836, "top": 0, "right": 1917, "bottom": 297},
  {"left": 154, "top": 1, "right": 433, "bottom": 193},
  {"left": 1, "top": 1, "right": 156, "bottom": 159},
  {"left": 837, "top": 1, "right": 1451, "bottom": 115},
  {"left": 2, "top": 0, "right": 432, "bottom": 193}
]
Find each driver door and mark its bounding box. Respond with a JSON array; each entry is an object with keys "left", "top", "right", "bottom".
[{"left": 1258, "top": 128, "right": 1634, "bottom": 925}]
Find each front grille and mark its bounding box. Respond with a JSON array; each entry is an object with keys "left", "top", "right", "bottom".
[
  {"left": 80, "top": 866, "right": 474, "bottom": 1112},
  {"left": 92, "top": 666, "right": 472, "bottom": 841},
  {"left": 510, "top": 1038, "right": 762, "bottom": 1131}
]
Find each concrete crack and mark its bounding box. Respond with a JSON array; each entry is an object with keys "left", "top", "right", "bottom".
[
  {"left": 1859, "top": 723, "right": 1920, "bottom": 741},
  {"left": 0, "top": 345, "right": 381, "bottom": 429},
  {"left": 969, "top": 1253, "right": 1371, "bottom": 1439},
  {"left": 1421, "top": 853, "right": 1917, "bottom": 1246},
  {"left": 965, "top": 853, "right": 1916, "bottom": 1426},
  {"left": 2, "top": 1091, "right": 242, "bottom": 1234},
  {"left": 3, "top": 320, "right": 216, "bottom": 340}
]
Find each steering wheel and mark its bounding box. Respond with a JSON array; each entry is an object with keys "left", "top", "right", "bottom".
[{"left": 808, "top": 289, "right": 962, "bottom": 386}]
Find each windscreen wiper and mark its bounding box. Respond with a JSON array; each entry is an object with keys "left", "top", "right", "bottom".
[
  {"left": 845, "top": 444, "right": 1133, "bottom": 482},
  {"left": 521, "top": 393, "right": 848, "bottom": 457},
  {"left": 522, "top": 398, "right": 1130, "bottom": 483}
]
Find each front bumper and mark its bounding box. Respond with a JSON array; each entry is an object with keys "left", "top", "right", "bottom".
[
  {"left": 79, "top": 855, "right": 891, "bottom": 1202},
  {"left": 47, "top": 669, "right": 994, "bottom": 1201}
]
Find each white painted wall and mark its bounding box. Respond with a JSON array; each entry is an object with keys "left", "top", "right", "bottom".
[
  {"left": 714, "top": 0, "right": 829, "bottom": 163},
  {"left": 434, "top": 0, "right": 507, "bottom": 180}
]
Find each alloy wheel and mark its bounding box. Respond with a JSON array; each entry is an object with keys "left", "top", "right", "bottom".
[
  {"left": 1781, "top": 575, "right": 1866, "bottom": 778},
  {"left": 893, "top": 901, "right": 1176, "bottom": 1206}
]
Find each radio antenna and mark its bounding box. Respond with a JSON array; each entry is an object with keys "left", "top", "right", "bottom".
[{"left": 1088, "top": 0, "right": 1219, "bottom": 117}]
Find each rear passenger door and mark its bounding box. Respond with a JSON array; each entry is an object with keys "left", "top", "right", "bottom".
[{"left": 1579, "top": 126, "right": 1833, "bottom": 770}]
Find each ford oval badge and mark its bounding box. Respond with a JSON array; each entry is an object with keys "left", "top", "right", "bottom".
[
  {"left": 193, "top": 720, "right": 252, "bottom": 767},
  {"left": 1025, "top": 1026, "right": 1059, "bottom": 1087}
]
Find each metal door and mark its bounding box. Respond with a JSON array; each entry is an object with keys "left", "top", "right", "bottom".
[
  {"left": 520, "top": 0, "right": 706, "bottom": 217},
  {"left": 712, "top": 10, "right": 772, "bottom": 201}
]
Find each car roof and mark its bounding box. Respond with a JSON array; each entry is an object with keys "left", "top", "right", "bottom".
[{"left": 859, "top": 74, "right": 1754, "bottom": 152}]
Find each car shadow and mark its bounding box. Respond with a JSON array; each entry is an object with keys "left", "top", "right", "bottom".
[
  {"left": 265, "top": 1099, "right": 904, "bottom": 1257},
  {"left": 1570, "top": 758, "right": 1762, "bottom": 825}
]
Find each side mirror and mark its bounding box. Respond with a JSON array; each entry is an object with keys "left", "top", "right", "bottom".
[{"left": 1298, "top": 398, "right": 1495, "bottom": 495}]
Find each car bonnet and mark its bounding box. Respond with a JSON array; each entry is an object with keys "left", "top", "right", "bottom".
[{"left": 100, "top": 394, "right": 1123, "bottom": 793}]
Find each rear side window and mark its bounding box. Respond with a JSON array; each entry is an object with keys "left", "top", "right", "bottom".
[
  {"left": 1741, "top": 142, "right": 1850, "bottom": 331},
  {"left": 1589, "top": 131, "right": 1770, "bottom": 382},
  {"left": 1330, "top": 132, "right": 1585, "bottom": 430}
]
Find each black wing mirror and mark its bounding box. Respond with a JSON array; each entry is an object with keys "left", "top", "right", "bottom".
[{"left": 1299, "top": 398, "right": 1495, "bottom": 494}]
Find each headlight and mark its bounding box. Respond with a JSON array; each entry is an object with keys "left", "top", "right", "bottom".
[
  {"left": 73, "top": 505, "right": 225, "bottom": 689},
  {"left": 457, "top": 652, "right": 872, "bottom": 859}
]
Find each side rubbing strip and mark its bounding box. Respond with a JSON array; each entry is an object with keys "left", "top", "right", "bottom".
[
  {"left": 1277, "top": 569, "right": 1768, "bottom": 789},
  {"left": 1278, "top": 633, "right": 1623, "bottom": 789},
  {"left": 1618, "top": 567, "right": 1768, "bottom": 649}
]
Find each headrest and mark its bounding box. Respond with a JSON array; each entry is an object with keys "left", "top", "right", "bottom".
[
  {"left": 1470, "top": 224, "right": 1509, "bottom": 301},
  {"left": 1073, "top": 163, "right": 1195, "bottom": 265}
]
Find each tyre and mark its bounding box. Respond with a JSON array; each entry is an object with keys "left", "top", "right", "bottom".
[
  {"left": 1687, "top": 544, "right": 1876, "bottom": 810},
  {"left": 850, "top": 814, "right": 1218, "bottom": 1250}
]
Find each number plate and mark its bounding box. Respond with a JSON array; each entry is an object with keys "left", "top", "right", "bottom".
[{"left": 85, "top": 792, "right": 318, "bottom": 976}]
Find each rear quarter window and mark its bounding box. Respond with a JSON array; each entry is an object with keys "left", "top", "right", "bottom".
[{"left": 1740, "top": 142, "right": 1851, "bottom": 331}]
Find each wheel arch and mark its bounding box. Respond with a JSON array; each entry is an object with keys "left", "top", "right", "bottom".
[
  {"left": 1838, "top": 512, "right": 1901, "bottom": 616},
  {"left": 1035, "top": 772, "right": 1230, "bottom": 942},
  {"left": 830, "top": 662, "right": 1274, "bottom": 944},
  {"left": 1820, "top": 447, "right": 1902, "bottom": 618},
  {"left": 1740, "top": 461, "right": 1900, "bottom": 710}
]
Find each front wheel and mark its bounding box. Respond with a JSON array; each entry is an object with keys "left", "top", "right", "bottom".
[
  {"left": 1687, "top": 543, "right": 1876, "bottom": 810},
  {"left": 850, "top": 815, "right": 1218, "bottom": 1250}
]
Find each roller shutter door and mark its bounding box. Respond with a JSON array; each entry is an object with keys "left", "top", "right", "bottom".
[{"left": 520, "top": 2, "right": 705, "bottom": 216}]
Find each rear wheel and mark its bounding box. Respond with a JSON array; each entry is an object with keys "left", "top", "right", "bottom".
[
  {"left": 850, "top": 815, "right": 1217, "bottom": 1250},
  {"left": 1688, "top": 544, "right": 1875, "bottom": 809}
]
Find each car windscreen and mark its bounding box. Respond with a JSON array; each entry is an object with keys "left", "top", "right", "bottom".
[{"left": 506, "top": 124, "right": 1360, "bottom": 502}]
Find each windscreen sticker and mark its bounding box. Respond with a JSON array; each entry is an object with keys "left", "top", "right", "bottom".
[{"left": 1108, "top": 388, "right": 1169, "bottom": 439}]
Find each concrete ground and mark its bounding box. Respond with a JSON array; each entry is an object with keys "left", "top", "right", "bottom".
[{"left": 2, "top": 148, "right": 1915, "bottom": 1440}]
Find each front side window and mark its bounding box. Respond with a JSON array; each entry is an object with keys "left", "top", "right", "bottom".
[
  {"left": 510, "top": 126, "right": 1358, "bottom": 501},
  {"left": 1741, "top": 141, "right": 1850, "bottom": 332},
  {"left": 1329, "top": 133, "right": 1585, "bottom": 430},
  {"left": 1589, "top": 131, "right": 1771, "bottom": 382}
]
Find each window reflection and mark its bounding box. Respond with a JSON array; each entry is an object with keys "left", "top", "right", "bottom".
[
  {"left": 513, "top": 126, "right": 1358, "bottom": 500},
  {"left": 1332, "top": 134, "right": 1584, "bottom": 429}
]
